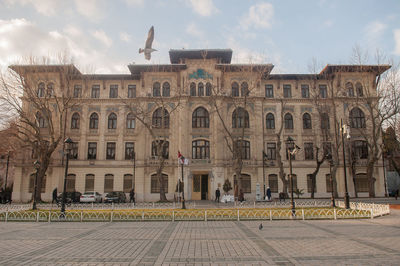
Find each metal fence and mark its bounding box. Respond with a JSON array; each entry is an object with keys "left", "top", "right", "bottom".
[{"left": 335, "top": 200, "right": 390, "bottom": 218}]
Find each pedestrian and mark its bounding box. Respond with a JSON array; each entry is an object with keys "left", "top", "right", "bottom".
[
  {"left": 130, "top": 188, "right": 135, "bottom": 203},
  {"left": 266, "top": 187, "right": 271, "bottom": 201},
  {"left": 52, "top": 187, "right": 57, "bottom": 204},
  {"left": 215, "top": 187, "right": 221, "bottom": 202}
]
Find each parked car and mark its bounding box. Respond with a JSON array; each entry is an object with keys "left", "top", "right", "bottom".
[
  {"left": 56, "top": 192, "right": 82, "bottom": 203},
  {"left": 104, "top": 191, "right": 126, "bottom": 203},
  {"left": 80, "top": 192, "right": 102, "bottom": 203}
]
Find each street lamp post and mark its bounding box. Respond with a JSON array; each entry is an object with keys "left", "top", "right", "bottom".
[
  {"left": 180, "top": 158, "right": 186, "bottom": 209},
  {"left": 329, "top": 159, "right": 335, "bottom": 208},
  {"left": 32, "top": 160, "right": 40, "bottom": 210},
  {"left": 4, "top": 151, "right": 10, "bottom": 191},
  {"left": 286, "top": 137, "right": 300, "bottom": 217},
  {"left": 340, "top": 119, "right": 350, "bottom": 209},
  {"left": 61, "top": 137, "right": 73, "bottom": 215}
]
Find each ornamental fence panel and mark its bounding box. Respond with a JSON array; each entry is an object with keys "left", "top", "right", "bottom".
[{"left": 335, "top": 200, "right": 390, "bottom": 218}]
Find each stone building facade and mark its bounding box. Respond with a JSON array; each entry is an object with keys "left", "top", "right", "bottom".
[{"left": 11, "top": 49, "right": 389, "bottom": 202}]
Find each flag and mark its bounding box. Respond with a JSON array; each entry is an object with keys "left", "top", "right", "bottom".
[{"left": 178, "top": 151, "right": 184, "bottom": 164}]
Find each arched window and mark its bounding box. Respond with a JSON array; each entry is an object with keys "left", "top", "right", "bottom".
[
  {"left": 320, "top": 113, "right": 330, "bottom": 129},
  {"left": 235, "top": 140, "right": 250, "bottom": 159},
  {"left": 108, "top": 113, "right": 117, "bottom": 129},
  {"left": 66, "top": 174, "right": 76, "bottom": 192},
  {"left": 198, "top": 82, "right": 204, "bottom": 96},
  {"left": 234, "top": 174, "right": 251, "bottom": 193},
  {"left": 346, "top": 82, "right": 354, "bottom": 97},
  {"left": 71, "top": 113, "right": 80, "bottom": 129},
  {"left": 152, "top": 108, "right": 169, "bottom": 128},
  {"left": 206, "top": 82, "right": 212, "bottom": 96},
  {"left": 36, "top": 112, "right": 47, "bottom": 128},
  {"left": 151, "top": 140, "right": 169, "bottom": 159},
  {"left": 266, "top": 113, "right": 275, "bottom": 129},
  {"left": 350, "top": 107, "right": 366, "bottom": 128},
  {"left": 192, "top": 139, "right": 210, "bottom": 159},
  {"left": 231, "top": 82, "right": 239, "bottom": 97},
  {"left": 153, "top": 82, "right": 161, "bottom": 97},
  {"left": 192, "top": 107, "right": 209, "bottom": 128},
  {"left": 123, "top": 174, "right": 134, "bottom": 192},
  {"left": 284, "top": 113, "right": 293, "bottom": 129},
  {"left": 126, "top": 113, "right": 135, "bottom": 129},
  {"left": 190, "top": 82, "right": 196, "bottom": 96},
  {"left": 162, "top": 82, "right": 170, "bottom": 97},
  {"left": 355, "top": 82, "right": 363, "bottom": 97},
  {"left": 85, "top": 174, "right": 95, "bottom": 192},
  {"left": 151, "top": 173, "right": 168, "bottom": 193},
  {"left": 241, "top": 82, "right": 249, "bottom": 97},
  {"left": 302, "top": 113, "right": 312, "bottom": 129},
  {"left": 47, "top": 82, "right": 54, "bottom": 97},
  {"left": 89, "top": 113, "right": 99, "bottom": 129},
  {"left": 104, "top": 174, "right": 114, "bottom": 193},
  {"left": 37, "top": 82, "right": 45, "bottom": 97},
  {"left": 232, "top": 107, "right": 249, "bottom": 128}
]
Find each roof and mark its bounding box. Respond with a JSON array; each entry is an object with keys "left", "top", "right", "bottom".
[
  {"left": 127, "top": 64, "right": 187, "bottom": 76},
  {"left": 9, "top": 64, "right": 81, "bottom": 75},
  {"left": 268, "top": 74, "right": 319, "bottom": 80},
  {"left": 216, "top": 64, "right": 274, "bottom": 78},
  {"left": 320, "top": 64, "right": 391, "bottom": 75},
  {"left": 169, "top": 49, "right": 233, "bottom": 64}
]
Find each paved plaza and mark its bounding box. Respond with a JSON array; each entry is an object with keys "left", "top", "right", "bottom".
[{"left": 0, "top": 210, "right": 399, "bottom": 265}]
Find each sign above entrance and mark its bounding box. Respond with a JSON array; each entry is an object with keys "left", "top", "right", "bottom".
[{"left": 189, "top": 69, "right": 213, "bottom": 80}]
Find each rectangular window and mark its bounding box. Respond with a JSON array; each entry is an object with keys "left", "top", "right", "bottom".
[
  {"left": 104, "top": 174, "right": 114, "bottom": 193},
  {"left": 128, "top": 85, "right": 136, "bottom": 98},
  {"left": 265, "top": 84, "right": 274, "bottom": 98},
  {"left": 110, "top": 85, "right": 118, "bottom": 98},
  {"left": 266, "top": 143, "right": 276, "bottom": 160},
  {"left": 307, "top": 174, "right": 316, "bottom": 193},
  {"left": 283, "top": 84, "right": 292, "bottom": 98},
  {"left": 125, "top": 142, "right": 135, "bottom": 160},
  {"left": 304, "top": 143, "right": 314, "bottom": 160},
  {"left": 71, "top": 142, "right": 78, "bottom": 159},
  {"left": 85, "top": 174, "right": 95, "bottom": 192},
  {"left": 73, "top": 85, "right": 82, "bottom": 98},
  {"left": 91, "top": 85, "right": 100, "bottom": 98},
  {"left": 123, "top": 174, "right": 133, "bottom": 193},
  {"left": 355, "top": 174, "right": 368, "bottom": 192},
  {"left": 301, "top": 84, "right": 309, "bottom": 98},
  {"left": 106, "top": 142, "right": 116, "bottom": 160},
  {"left": 152, "top": 141, "right": 169, "bottom": 159},
  {"left": 29, "top": 174, "right": 46, "bottom": 193},
  {"left": 319, "top": 85, "right": 327, "bottom": 98},
  {"left": 234, "top": 175, "right": 251, "bottom": 193},
  {"left": 323, "top": 142, "right": 332, "bottom": 158},
  {"left": 352, "top": 140, "right": 368, "bottom": 159},
  {"left": 326, "top": 174, "right": 333, "bottom": 193},
  {"left": 66, "top": 174, "right": 76, "bottom": 192},
  {"left": 268, "top": 174, "right": 278, "bottom": 193},
  {"left": 87, "top": 142, "right": 97, "bottom": 160}
]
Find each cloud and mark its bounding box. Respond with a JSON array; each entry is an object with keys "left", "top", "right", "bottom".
[
  {"left": 364, "top": 21, "right": 387, "bottom": 42},
  {"left": 119, "top": 32, "right": 131, "bottom": 43},
  {"left": 323, "top": 20, "right": 334, "bottom": 28},
  {"left": 73, "top": 0, "right": 105, "bottom": 22},
  {"left": 91, "top": 30, "right": 113, "bottom": 47},
  {"left": 0, "top": 18, "right": 128, "bottom": 74},
  {"left": 3, "top": 0, "right": 62, "bottom": 16},
  {"left": 185, "top": 23, "right": 204, "bottom": 38},
  {"left": 188, "top": 0, "right": 218, "bottom": 16},
  {"left": 394, "top": 29, "right": 400, "bottom": 55},
  {"left": 240, "top": 2, "right": 274, "bottom": 30},
  {"left": 124, "top": 0, "right": 145, "bottom": 6}
]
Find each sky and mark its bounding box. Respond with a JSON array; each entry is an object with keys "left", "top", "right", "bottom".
[{"left": 0, "top": 0, "right": 400, "bottom": 74}]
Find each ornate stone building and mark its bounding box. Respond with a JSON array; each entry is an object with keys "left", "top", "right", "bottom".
[{"left": 11, "top": 49, "right": 389, "bottom": 202}]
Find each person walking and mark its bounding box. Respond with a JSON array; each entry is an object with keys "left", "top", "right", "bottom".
[
  {"left": 215, "top": 187, "right": 221, "bottom": 202},
  {"left": 52, "top": 188, "right": 57, "bottom": 204},
  {"left": 129, "top": 188, "right": 135, "bottom": 203},
  {"left": 266, "top": 187, "right": 271, "bottom": 201}
]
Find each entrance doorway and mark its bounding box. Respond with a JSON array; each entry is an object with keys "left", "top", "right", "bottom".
[{"left": 192, "top": 174, "right": 209, "bottom": 200}]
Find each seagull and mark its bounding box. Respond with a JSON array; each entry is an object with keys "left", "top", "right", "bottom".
[
  {"left": 139, "top": 26, "right": 157, "bottom": 60},
  {"left": 259, "top": 223, "right": 263, "bottom": 230}
]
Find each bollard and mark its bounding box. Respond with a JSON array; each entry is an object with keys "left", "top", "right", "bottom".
[
  {"left": 172, "top": 210, "right": 175, "bottom": 222},
  {"left": 36, "top": 212, "right": 39, "bottom": 222}
]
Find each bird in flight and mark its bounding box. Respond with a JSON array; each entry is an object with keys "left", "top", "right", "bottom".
[{"left": 139, "top": 26, "right": 157, "bottom": 60}]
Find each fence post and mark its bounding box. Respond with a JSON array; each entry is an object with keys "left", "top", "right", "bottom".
[
  {"left": 370, "top": 208, "right": 374, "bottom": 219},
  {"left": 36, "top": 212, "right": 39, "bottom": 222},
  {"left": 172, "top": 210, "right": 174, "bottom": 222},
  {"left": 254, "top": 201, "right": 256, "bottom": 208},
  {"left": 269, "top": 210, "right": 272, "bottom": 221},
  {"left": 153, "top": 202, "right": 155, "bottom": 208},
  {"left": 80, "top": 211, "right": 83, "bottom": 222},
  {"left": 112, "top": 202, "right": 114, "bottom": 210},
  {"left": 302, "top": 209, "right": 305, "bottom": 220},
  {"left": 5, "top": 211, "right": 8, "bottom": 222},
  {"left": 48, "top": 211, "right": 51, "bottom": 223},
  {"left": 205, "top": 210, "right": 207, "bottom": 222},
  {"left": 334, "top": 208, "right": 337, "bottom": 220},
  {"left": 237, "top": 209, "right": 240, "bottom": 221},
  {"left": 142, "top": 210, "right": 144, "bottom": 220},
  {"left": 110, "top": 211, "right": 113, "bottom": 222},
  {"left": 91, "top": 202, "right": 94, "bottom": 209}
]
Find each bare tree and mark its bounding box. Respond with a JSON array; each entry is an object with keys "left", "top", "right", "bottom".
[{"left": 0, "top": 57, "right": 78, "bottom": 202}]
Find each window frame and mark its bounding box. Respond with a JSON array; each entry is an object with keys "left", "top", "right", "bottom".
[
  {"left": 109, "top": 84, "right": 118, "bottom": 98},
  {"left": 87, "top": 142, "right": 97, "bottom": 160},
  {"left": 106, "top": 142, "right": 116, "bottom": 160},
  {"left": 128, "top": 85, "right": 136, "bottom": 98},
  {"left": 192, "top": 139, "right": 210, "bottom": 159},
  {"left": 265, "top": 84, "right": 274, "bottom": 98},
  {"left": 91, "top": 85, "right": 100, "bottom": 98},
  {"left": 192, "top": 107, "right": 210, "bottom": 128}
]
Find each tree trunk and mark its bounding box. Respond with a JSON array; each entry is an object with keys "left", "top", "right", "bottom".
[{"left": 366, "top": 161, "right": 376, "bottom": 197}]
